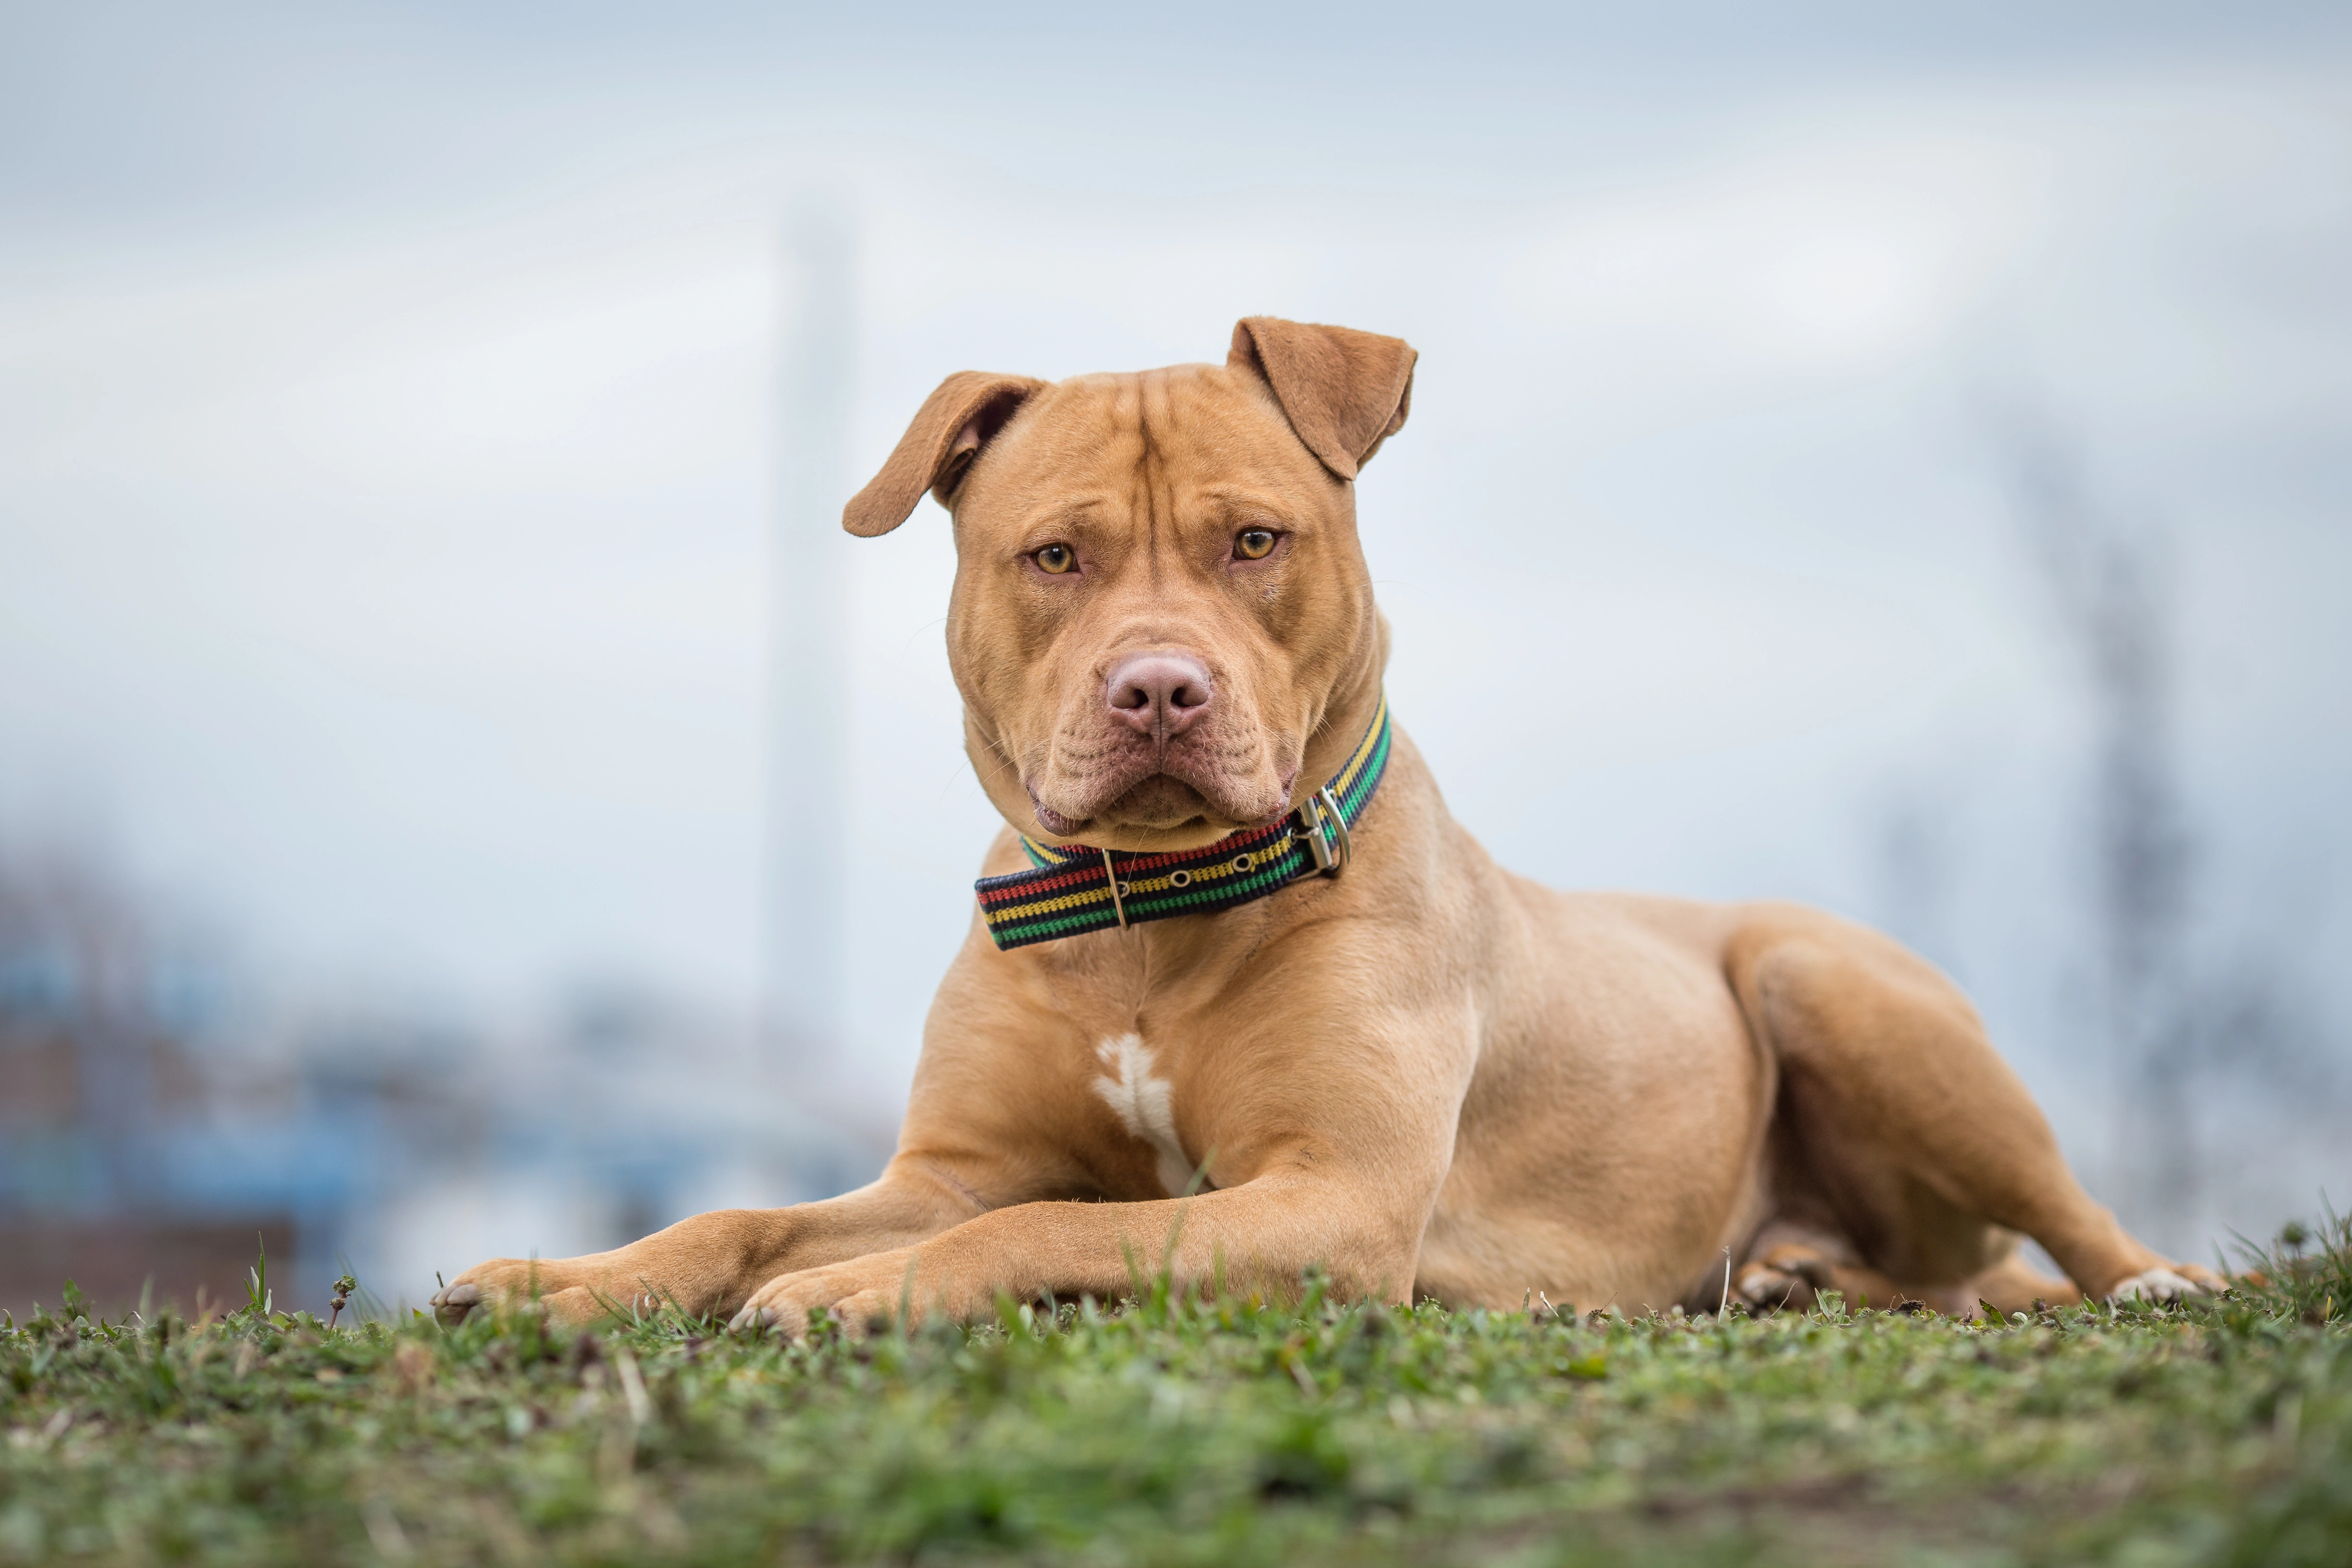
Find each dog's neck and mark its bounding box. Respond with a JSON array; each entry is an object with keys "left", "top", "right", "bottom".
[{"left": 1297, "top": 647, "right": 1388, "bottom": 808}]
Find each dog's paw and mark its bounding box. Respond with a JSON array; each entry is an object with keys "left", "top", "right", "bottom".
[
  {"left": 430, "top": 1262, "right": 545, "bottom": 1326},
  {"left": 431, "top": 1260, "right": 645, "bottom": 1327},
  {"left": 1734, "top": 1262, "right": 1813, "bottom": 1313},
  {"left": 2104, "top": 1264, "right": 2221, "bottom": 1305},
  {"left": 429, "top": 1279, "right": 485, "bottom": 1325},
  {"left": 1734, "top": 1247, "right": 1835, "bottom": 1313},
  {"left": 727, "top": 1254, "right": 920, "bottom": 1340}
]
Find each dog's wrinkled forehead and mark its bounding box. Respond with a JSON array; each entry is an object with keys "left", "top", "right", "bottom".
[
  {"left": 841, "top": 317, "right": 1416, "bottom": 540},
  {"left": 958, "top": 366, "right": 1331, "bottom": 528}
]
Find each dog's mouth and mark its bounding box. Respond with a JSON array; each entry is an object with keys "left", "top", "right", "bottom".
[
  {"left": 1028, "top": 773, "right": 1212, "bottom": 837},
  {"left": 1026, "top": 762, "right": 1294, "bottom": 841},
  {"left": 1101, "top": 775, "right": 1214, "bottom": 831}
]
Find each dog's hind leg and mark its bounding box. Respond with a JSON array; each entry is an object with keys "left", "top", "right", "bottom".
[
  {"left": 1736, "top": 1224, "right": 2072, "bottom": 1317},
  {"left": 1731, "top": 1218, "right": 1967, "bottom": 1315},
  {"left": 1725, "top": 908, "right": 2222, "bottom": 1305},
  {"left": 1964, "top": 1248, "right": 2080, "bottom": 1316}
]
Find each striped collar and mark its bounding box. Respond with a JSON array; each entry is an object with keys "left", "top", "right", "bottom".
[{"left": 975, "top": 695, "right": 1394, "bottom": 952}]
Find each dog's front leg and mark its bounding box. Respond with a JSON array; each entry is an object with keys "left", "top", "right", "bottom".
[
  {"left": 726, "top": 1168, "right": 1422, "bottom": 1336},
  {"left": 431, "top": 1163, "right": 983, "bottom": 1326}
]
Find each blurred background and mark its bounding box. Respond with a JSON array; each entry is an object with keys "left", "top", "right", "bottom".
[{"left": 3, "top": 1, "right": 2347, "bottom": 1317}]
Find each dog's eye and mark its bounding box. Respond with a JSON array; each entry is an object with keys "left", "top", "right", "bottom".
[
  {"left": 1235, "top": 528, "right": 1278, "bottom": 561},
  {"left": 1035, "top": 543, "right": 1076, "bottom": 574}
]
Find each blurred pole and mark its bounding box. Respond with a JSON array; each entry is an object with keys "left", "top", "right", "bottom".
[
  {"left": 2005, "top": 418, "right": 2195, "bottom": 1236},
  {"left": 763, "top": 199, "right": 855, "bottom": 1079}
]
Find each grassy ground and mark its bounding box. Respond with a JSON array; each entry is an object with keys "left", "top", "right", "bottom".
[{"left": 2, "top": 1221, "right": 2347, "bottom": 1567}]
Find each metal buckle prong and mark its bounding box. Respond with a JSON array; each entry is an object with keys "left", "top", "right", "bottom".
[
  {"left": 1302, "top": 797, "right": 1334, "bottom": 873},
  {"left": 1101, "top": 848, "right": 1129, "bottom": 928}
]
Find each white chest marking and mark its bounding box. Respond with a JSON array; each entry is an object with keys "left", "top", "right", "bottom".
[{"left": 1091, "top": 1034, "right": 1198, "bottom": 1198}]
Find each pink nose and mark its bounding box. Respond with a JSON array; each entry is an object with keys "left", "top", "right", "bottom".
[{"left": 1106, "top": 652, "right": 1214, "bottom": 738}]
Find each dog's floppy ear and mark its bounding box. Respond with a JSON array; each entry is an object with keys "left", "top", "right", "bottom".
[
  {"left": 1227, "top": 317, "right": 1417, "bottom": 481},
  {"left": 843, "top": 371, "right": 1049, "bottom": 537}
]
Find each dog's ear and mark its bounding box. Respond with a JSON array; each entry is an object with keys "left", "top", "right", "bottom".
[
  {"left": 843, "top": 371, "right": 1049, "bottom": 537},
  {"left": 1227, "top": 317, "right": 1416, "bottom": 481}
]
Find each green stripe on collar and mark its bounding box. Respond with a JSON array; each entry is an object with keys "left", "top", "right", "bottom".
[{"left": 974, "top": 695, "right": 1392, "bottom": 952}]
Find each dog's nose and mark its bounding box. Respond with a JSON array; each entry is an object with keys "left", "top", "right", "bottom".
[{"left": 1106, "top": 652, "right": 1214, "bottom": 739}]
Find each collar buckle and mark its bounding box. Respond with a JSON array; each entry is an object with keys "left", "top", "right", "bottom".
[{"left": 1301, "top": 785, "right": 1352, "bottom": 877}]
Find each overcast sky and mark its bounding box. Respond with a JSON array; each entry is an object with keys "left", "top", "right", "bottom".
[{"left": 4, "top": 2, "right": 2349, "bottom": 1247}]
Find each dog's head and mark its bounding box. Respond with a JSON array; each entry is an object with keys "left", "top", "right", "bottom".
[{"left": 845, "top": 318, "right": 1415, "bottom": 854}]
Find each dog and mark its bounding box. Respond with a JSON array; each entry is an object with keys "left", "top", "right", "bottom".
[{"left": 433, "top": 317, "right": 2219, "bottom": 1333}]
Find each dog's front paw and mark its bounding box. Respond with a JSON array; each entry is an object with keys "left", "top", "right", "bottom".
[
  {"left": 429, "top": 1278, "right": 486, "bottom": 1325},
  {"left": 2104, "top": 1263, "right": 2222, "bottom": 1304},
  {"left": 727, "top": 1253, "right": 922, "bottom": 1340},
  {"left": 432, "top": 1259, "right": 651, "bottom": 1327},
  {"left": 431, "top": 1259, "right": 544, "bottom": 1325}
]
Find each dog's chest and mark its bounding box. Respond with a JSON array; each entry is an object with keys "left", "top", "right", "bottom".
[{"left": 1088, "top": 1034, "right": 1202, "bottom": 1198}]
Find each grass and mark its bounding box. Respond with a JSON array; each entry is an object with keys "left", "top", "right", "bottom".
[{"left": 1, "top": 1218, "right": 2347, "bottom": 1567}]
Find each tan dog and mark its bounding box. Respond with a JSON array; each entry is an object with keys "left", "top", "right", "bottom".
[{"left": 434, "top": 318, "right": 2218, "bottom": 1332}]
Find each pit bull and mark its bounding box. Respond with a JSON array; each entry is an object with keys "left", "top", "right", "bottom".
[{"left": 434, "top": 317, "right": 2218, "bottom": 1332}]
